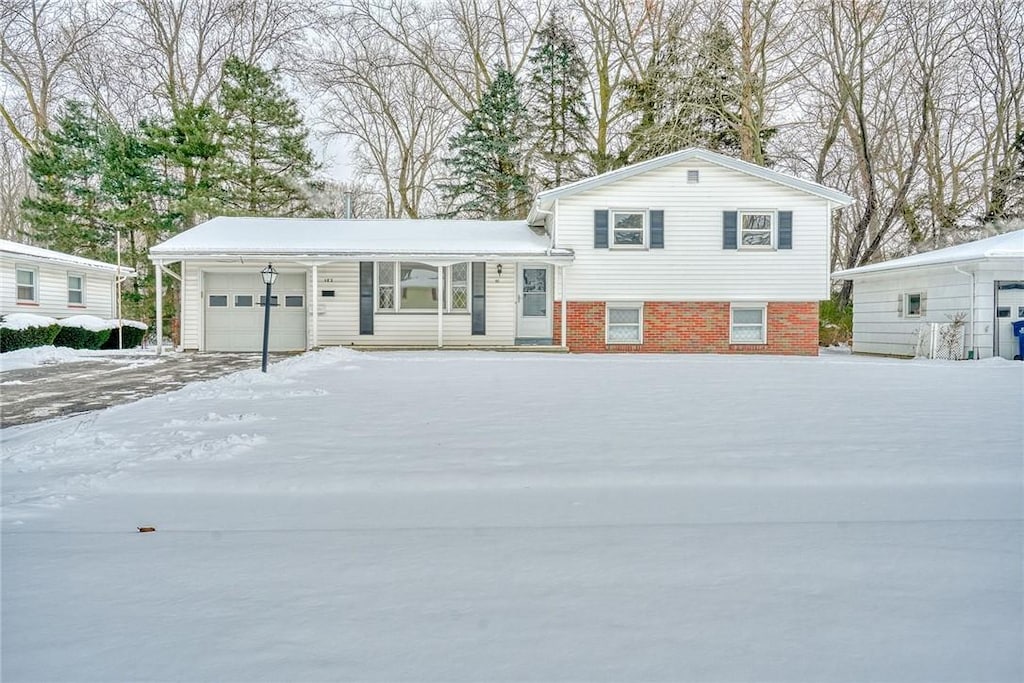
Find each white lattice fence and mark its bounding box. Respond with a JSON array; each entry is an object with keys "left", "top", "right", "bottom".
[{"left": 916, "top": 323, "right": 965, "bottom": 360}]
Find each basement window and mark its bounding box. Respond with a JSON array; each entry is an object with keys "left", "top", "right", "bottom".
[
  {"left": 607, "top": 304, "right": 643, "bottom": 344},
  {"left": 731, "top": 305, "right": 767, "bottom": 344}
]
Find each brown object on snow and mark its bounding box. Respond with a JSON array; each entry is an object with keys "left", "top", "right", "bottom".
[{"left": 137, "top": 526, "right": 156, "bottom": 533}]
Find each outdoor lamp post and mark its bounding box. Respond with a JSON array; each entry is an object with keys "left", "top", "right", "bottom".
[{"left": 260, "top": 264, "right": 278, "bottom": 372}]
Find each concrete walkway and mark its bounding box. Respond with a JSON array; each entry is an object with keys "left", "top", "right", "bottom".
[{"left": 0, "top": 352, "right": 280, "bottom": 428}]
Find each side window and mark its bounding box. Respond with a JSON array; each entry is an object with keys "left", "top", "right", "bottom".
[
  {"left": 16, "top": 267, "right": 37, "bottom": 302},
  {"left": 906, "top": 293, "right": 923, "bottom": 317},
  {"left": 67, "top": 273, "right": 85, "bottom": 305}
]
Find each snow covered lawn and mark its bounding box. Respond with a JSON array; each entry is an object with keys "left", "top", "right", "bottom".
[{"left": 2, "top": 350, "right": 1021, "bottom": 681}]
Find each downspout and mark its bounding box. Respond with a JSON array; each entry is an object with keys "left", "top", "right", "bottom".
[{"left": 953, "top": 265, "right": 975, "bottom": 359}]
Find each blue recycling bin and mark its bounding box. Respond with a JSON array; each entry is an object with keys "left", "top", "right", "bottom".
[{"left": 1013, "top": 320, "right": 1024, "bottom": 360}]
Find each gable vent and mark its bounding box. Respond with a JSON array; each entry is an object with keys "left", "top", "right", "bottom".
[{"left": 687, "top": 169, "right": 700, "bottom": 183}]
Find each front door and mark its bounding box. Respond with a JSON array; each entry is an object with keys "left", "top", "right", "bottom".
[{"left": 516, "top": 265, "right": 552, "bottom": 342}]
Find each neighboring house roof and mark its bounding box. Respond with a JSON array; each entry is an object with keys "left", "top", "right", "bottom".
[
  {"left": 149, "top": 216, "right": 572, "bottom": 262},
  {"left": 530, "top": 148, "right": 855, "bottom": 219},
  {"left": 0, "top": 239, "right": 136, "bottom": 276},
  {"left": 832, "top": 229, "right": 1024, "bottom": 279}
]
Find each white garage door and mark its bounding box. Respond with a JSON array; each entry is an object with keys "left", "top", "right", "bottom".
[
  {"left": 996, "top": 282, "right": 1024, "bottom": 360},
  {"left": 204, "top": 272, "right": 307, "bottom": 352}
]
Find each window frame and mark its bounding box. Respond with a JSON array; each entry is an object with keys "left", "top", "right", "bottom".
[
  {"left": 737, "top": 210, "right": 776, "bottom": 249},
  {"left": 610, "top": 209, "right": 647, "bottom": 249},
  {"left": 67, "top": 272, "right": 85, "bottom": 306},
  {"left": 606, "top": 303, "right": 644, "bottom": 345},
  {"left": 376, "top": 261, "right": 471, "bottom": 314},
  {"left": 905, "top": 293, "right": 923, "bottom": 318},
  {"left": 15, "top": 265, "right": 38, "bottom": 303},
  {"left": 730, "top": 304, "right": 767, "bottom": 345}
]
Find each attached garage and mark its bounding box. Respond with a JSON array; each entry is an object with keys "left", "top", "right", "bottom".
[{"left": 204, "top": 272, "right": 307, "bottom": 352}]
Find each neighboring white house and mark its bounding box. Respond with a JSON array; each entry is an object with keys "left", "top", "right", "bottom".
[
  {"left": 0, "top": 240, "right": 135, "bottom": 320},
  {"left": 149, "top": 148, "right": 853, "bottom": 354},
  {"left": 832, "top": 229, "right": 1024, "bottom": 360}
]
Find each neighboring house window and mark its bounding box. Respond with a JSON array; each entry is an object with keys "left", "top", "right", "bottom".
[
  {"left": 731, "top": 305, "right": 766, "bottom": 344},
  {"left": 611, "top": 210, "right": 645, "bottom": 247},
  {"left": 905, "top": 293, "right": 923, "bottom": 317},
  {"left": 16, "top": 267, "right": 37, "bottom": 302},
  {"left": 739, "top": 211, "right": 774, "bottom": 247},
  {"left": 607, "top": 304, "right": 643, "bottom": 344},
  {"left": 67, "top": 273, "right": 85, "bottom": 305},
  {"left": 377, "top": 261, "right": 469, "bottom": 312}
]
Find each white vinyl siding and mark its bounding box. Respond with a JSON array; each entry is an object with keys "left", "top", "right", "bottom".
[
  {"left": 314, "top": 262, "right": 515, "bottom": 347},
  {"left": 848, "top": 263, "right": 1024, "bottom": 359},
  {"left": 0, "top": 257, "right": 118, "bottom": 319},
  {"left": 554, "top": 160, "right": 830, "bottom": 301}
]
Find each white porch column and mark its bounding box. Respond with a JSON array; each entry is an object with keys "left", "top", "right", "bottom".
[
  {"left": 155, "top": 261, "right": 163, "bottom": 356},
  {"left": 310, "top": 264, "right": 318, "bottom": 350},
  {"left": 437, "top": 264, "right": 445, "bottom": 347},
  {"left": 560, "top": 265, "right": 567, "bottom": 349}
]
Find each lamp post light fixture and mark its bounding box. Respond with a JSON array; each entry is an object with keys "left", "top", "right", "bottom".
[{"left": 260, "top": 264, "right": 278, "bottom": 372}]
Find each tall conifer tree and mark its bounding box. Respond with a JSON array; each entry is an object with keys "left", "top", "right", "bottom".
[
  {"left": 212, "top": 57, "right": 318, "bottom": 216},
  {"left": 442, "top": 68, "right": 532, "bottom": 219},
  {"left": 528, "top": 17, "right": 591, "bottom": 187}
]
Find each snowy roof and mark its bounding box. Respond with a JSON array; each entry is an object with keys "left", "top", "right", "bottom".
[
  {"left": 150, "top": 216, "right": 571, "bottom": 262},
  {"left": 1, "top": 239, "right": 136, "bottom": 276},
  {"left": 832, "top": 229, "right": 1024, "bottom": 279},
  {"left": 530, "top": 148, "right": 854, "bottom": 216}
]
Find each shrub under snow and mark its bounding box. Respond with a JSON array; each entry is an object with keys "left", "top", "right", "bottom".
[
  {"left": 54, "top": 315, "right": 112, "bottom": 350},
  {"left": 0, "top": 314, "right": 61, "bottom": 353},
  {"left": 101, "top": 319, "right": 148, "bottom": 349}
]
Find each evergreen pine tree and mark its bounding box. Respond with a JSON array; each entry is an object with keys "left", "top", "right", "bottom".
[
  {"left": 443, "top": 68, "right": 531, "bottom": 219},
  {"left": 623, "top": 21, "right": 771, "bottom": 164},
  {"left": 212, "top": 57, "right": 318, "bottom": 216},
  {"left": 527, "top": 17, "right": 591, "bottom": 188},
  {"left": 22, "top": 102, "right": 109, "bottom": 258}
]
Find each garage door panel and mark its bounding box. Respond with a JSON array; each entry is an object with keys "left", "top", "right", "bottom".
[{"left": 204, "top": 273, "right": 307, "bottom": 352}]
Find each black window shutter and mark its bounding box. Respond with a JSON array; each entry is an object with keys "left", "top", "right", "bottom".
[
  {"left": 471, "top": 262, "right": 486, "bottom": 335},
  {"left": 723, "top": 211, "right": 738, "bottom": 249},
  {"left": 594, "top": 209, "right": 609, "bottom": 248},
  {"left": 359, "top": 262, "right": 374, "bottom": 335},
  {"left": 778, "top": 211, "right": 793, "bottom": 249},
  {"left": 650, "top": 210, "right": 664, "bottom": 249}
]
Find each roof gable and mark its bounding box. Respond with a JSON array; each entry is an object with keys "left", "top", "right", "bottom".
[{"left": 532, "top": 148, "right": 854, "bottom": 213}]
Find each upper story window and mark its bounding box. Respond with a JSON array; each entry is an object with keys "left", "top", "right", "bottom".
[
  {"left": 612, "top": 210, "right": 645, "bottom": 247},
  {"left": 16, "top": 267, "right": 37, "bottom": 302},
  {"left": 68, "top": 273, "right": 85, "bottom": 305},
  {"left": 377, "top": 262, "right": 469, "bottom": 313},
  {"left": 740, "top": 211, "right": 774, "bottom": 247}
]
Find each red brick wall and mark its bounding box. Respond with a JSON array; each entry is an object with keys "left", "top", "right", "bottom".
[{"left": 556, "top": 301, "right": 819, "bottom": 355}]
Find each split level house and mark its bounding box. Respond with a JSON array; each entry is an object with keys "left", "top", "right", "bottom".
[
  {"left": 832, "top": 229, "right": 1024, "bottom": 360},
  {"left": 149, "top": 148, "right": 854, "bottom": 354},
  {"left": 1, "top": 239, "right": 134, "bottom": 320}
]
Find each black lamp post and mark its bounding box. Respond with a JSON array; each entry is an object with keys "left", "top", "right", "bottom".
[{"left": 260, "top": 264, "right": 278, "bottom": 372}]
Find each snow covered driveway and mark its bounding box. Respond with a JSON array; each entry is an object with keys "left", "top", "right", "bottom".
[
  {"left": 0, "top": 351, "right": 277, "bottom": 427},
  {"left": 2, "top": 350, "right": 1022, "bottom": 681}
]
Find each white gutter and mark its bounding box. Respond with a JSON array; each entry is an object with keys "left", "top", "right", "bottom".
[
  {"left": 148, "top": 251, "right": 575, "bottom": 264},
  {"left": 953, "top": 265, "right": 976, "bottom": 359}
]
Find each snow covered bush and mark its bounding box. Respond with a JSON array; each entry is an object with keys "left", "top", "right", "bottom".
[
  {"left": 101, "top": 320, "right": 148, "bottom": 349},
  {"left": 54, "top": 315, "right": 112, "bottom": 350},
  {"left": 0, "top": 314, "right": 61, "bottom": 353}
]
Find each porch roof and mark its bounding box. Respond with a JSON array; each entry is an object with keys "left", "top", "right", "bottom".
[{"left": 150, "top": 216, "right": 573, "bottom": 263}]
